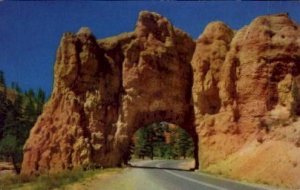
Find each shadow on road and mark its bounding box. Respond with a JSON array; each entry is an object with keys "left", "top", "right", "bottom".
[{"left": 129, "top": 164, "right": 194, "bottom": 172}]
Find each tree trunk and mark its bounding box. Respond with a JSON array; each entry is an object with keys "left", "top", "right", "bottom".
[{"left": 150, "top": 145, "right": 154, "bottom": 160}]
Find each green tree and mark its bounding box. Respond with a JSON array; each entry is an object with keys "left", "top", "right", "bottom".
[
  {"left": 0, "top": 70, "right": 5, "bottom": 87},
  {"left": 134, "top": 127, "right": 149, "bottom": 159},
  {"left": 0, "top": 135, "right": 23, "bottom": 173},
  {"left": 0, "top": 76, "right": 47, "bottom": 174},
  {"left": 134, "top": 123, "right": 166, "bottom": 159},
  {"left": 0, "top": 90, "right": 9, "bottom": 139},
  {"left": 164, "top": 126, "right": 178, "bottom": 159},
  {"left": 174, "top": 128, "right": 194, "bottom": 159},
  {"left": 24, "top": 98, "right": 36, "bottom": 122},
  {"left": 133, "top": 122, "right": 195, "bottom": 160},
  {"left": 36, "top": 88, "right": 46, "bottom": 115},
  {"left": 152, "top": 123, "right": 167, "bottom": 158},
  {"left": 0, "top": 108, "right": 24, "bottom": 173},
  {"left": 123, "top": 140, "right": 134, "bottom": 165},
  {"left": 11, "top": 82, "right": 22, "bottom": 93},
  {"left": 0, "top": 72, "right": 11, "bottom": 139}
]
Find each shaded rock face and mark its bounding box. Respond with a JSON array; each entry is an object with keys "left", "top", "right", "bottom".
[
  {"left": 22, "top": 11, "right": 300, "bottom": 188},
  {"left": 22, "top": 11, "right": 196, "bottom": 175}
]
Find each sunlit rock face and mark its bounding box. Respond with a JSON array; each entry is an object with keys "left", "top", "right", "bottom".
[
  {"left": 22, "top": 11, "right": 196, "bottom": 175},
  {"left": 22, "top": 11, "right": 300, "bottom": 189},
  {"left": 192, "top": 13, "right": 300, "bottom": 188}
]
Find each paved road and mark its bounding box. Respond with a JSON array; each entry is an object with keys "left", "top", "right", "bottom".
[
  {"left": 133, "top": 160, "right": 276, "bottom": 190},
  {"left": 85, "top": 160, "right": 278, "bottom": 190}
]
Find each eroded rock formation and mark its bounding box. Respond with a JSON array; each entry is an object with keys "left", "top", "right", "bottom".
[
  {"left": 22, "top": 11, "right": 196, "bottom": 174},
  {"left": 192, "top": 13, "right": 300, "bottom": 188},
  {"left": 22, "top": 11, "right": 300, "bottom": 189}
]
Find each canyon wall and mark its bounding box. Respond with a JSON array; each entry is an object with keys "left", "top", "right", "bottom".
[{"left": 22, "top": 11, "right": 300, "bottom": 188}]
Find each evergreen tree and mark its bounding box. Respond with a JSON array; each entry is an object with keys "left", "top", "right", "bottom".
[
  {"left": 0, "top": 70, "right": 5, "bottom": 87},
  {"left": 13, "top": 83, "right": 22, "bottom": 93},
  {"left": 23, "top": 97, "right": 37, "bottom": 138},
  {"left": 0, "top": 90, "right": 9, "bottom": 139},
  {"left": 0, "top": 106, "right": 24, "bottom": 173},
  {"left": 0, "top": 74, "right": 47, "bottom": 173},
  {"left": 134, "top": 123, "right": 167, "bottom": 159},
  {"left": 27, "top": 89, "right": 34, "bottom": 97},
  {"left": 133, "top": 122, "right": 195, "bottom": 160},
  {"left": 10, "top": 82, "right": 21, "bottom": 93},
  {"left": 165, "top": 127, "right": 177, "bottom": 159},
  {"left": 0, "top": 72, "right": 11, "bottom": 139},
  {"left": 24, "top": 97, "right": 36, "bottom": 121},
  {"left": 152, "top": 123, "right": 166, "bottom": 158},
  {"left": 0, "top": 135, "right": 23, "bottom": 173},
  {"left": 36, "top": 88, "right": 46, "bottom": 115},
  {"left": 134, "top": 127, "right": 149, "bottom": 159},
  {"left": 123, "top": 140, "right": 134, "bottom": 165},
  {"left": 174, "top": 128, "right": 194, "bottom": 159}
]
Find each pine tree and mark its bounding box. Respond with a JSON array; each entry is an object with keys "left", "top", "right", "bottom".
[
  {"left": 24, "top": 98, "right": 36, "bottom": 122},
  {"left": 174, "top": 128, "right": 194, "bottom": 159},
  {"left": 0, "top": 108, "right": 24, "bottom": 173},
  {"left": 36, "top": 88, "right": 46, "bottom": 115},
  {"left": 0, "top": 135, "right": 22, "bottom": 173},
  {"left": 0, "top": 75, "right": 47, "bottom": 173},
  {"left": 133, "top": 122, "right": 195, "bottom": 160},
  {"left": 14, "top": 83, "right": 22, "bottom": 93},
  {"left": 0, "top": 70, "right": 5, "bottom": 87},
  {"left": 123, "top": 140, "right": 134, "bottom": 165},
  {"left": 152, "top": 123, "right": 166, "bottom": 158},
  {"left": 0, "top": 90, "right": 9, "bottom": 139},
  {"left": 134, "top": 127, "right": 148, "bottom": 159},
  {"left": 0, "top": 72, "right": 11, "bottom": 140}
]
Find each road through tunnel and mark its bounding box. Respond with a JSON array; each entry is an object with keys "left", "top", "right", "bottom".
[{"left": 123, "top": 121, "right": 199, "bottom": 170}]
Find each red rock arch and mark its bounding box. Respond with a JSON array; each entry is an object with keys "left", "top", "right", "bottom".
[{"left": 21, "top": 11, "right": 196, "bottom": 175}]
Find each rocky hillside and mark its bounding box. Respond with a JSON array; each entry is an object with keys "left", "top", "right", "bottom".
[{"left": 22, "top": 11, "right": 300, "bottom": 189}]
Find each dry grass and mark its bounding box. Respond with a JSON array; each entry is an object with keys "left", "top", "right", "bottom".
[{"left": 0, "top": 168, "right": 121, "bottom": 190}]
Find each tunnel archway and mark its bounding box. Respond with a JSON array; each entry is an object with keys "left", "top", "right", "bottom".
[
  {"left": 126, "top": 121, "right": 198, "bottom": 170},
  {"left": 115, "top": 108, "right": 199, "bottom": 170}
]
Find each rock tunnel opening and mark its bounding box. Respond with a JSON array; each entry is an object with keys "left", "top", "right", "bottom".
[{"left": 122, "top": 121, "right": 199, "bottom": 170}]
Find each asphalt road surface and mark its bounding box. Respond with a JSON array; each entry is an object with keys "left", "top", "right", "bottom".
[{"left": 86, "top": 160, "right": 278, "bottom": 190}]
